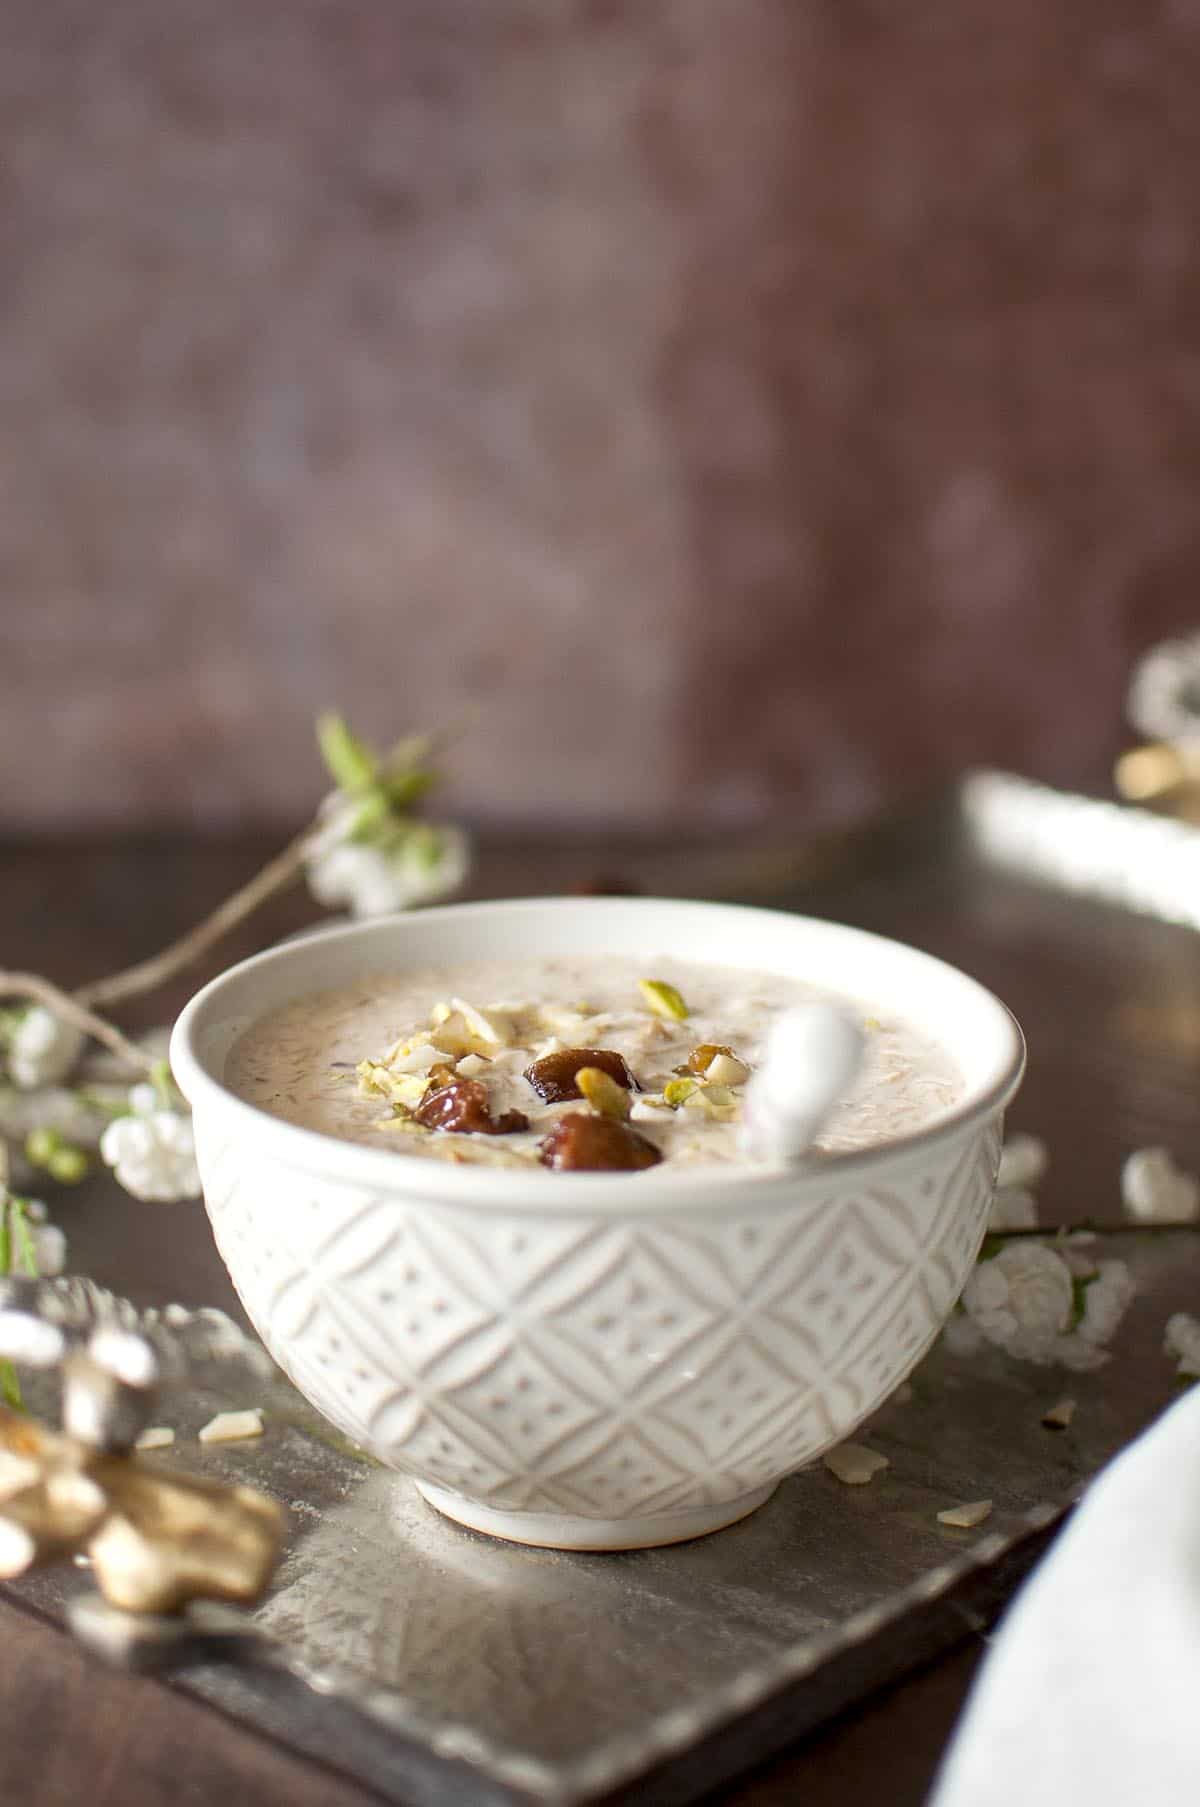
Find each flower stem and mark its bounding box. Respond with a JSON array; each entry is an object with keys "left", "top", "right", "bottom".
[
  {"left": 75, "top": 826, "right": 319, "bottom": 1012},
  {"left": 0, "top": 973, "right": 156, "bottom": 1074}
]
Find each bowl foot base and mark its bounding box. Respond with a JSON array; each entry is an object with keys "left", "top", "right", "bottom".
[{"left": 413, "top": 1480, "right": 779, "bottom": 1551}]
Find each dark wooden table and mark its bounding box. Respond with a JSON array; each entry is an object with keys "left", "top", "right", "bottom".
[{"left": 3, "top": 807, "right": 1198, "bottom": 1806}]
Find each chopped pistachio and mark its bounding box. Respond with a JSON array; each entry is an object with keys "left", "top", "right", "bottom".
[
  {"left": 703, "top": 1053, "right": 750, "bottom": 1087},
  {"left": 663, "top": 1077, "right": 700, "bottom": 1108},
  {"left": 823, "top": 1443, "right": 890, "bottom": 1486},
  {"left": 863, "top": 1017, "right": 882, "bottom": 1032},
  {"left": 1041, "top": 1398, "right": 1076, "bottom": 1429},
  {"left": 575, "top": 1066, "right": 633, "bottom": 1120},
  {"left": 638, "top": 979, "right": 690, "bottom": 1022},
  {"left": 936, "top": 1500, "right": 993, "bottom": 1529}
]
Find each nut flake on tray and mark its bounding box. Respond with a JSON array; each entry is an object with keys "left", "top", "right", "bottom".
[{"left": 226, "top": 955, "right": 965, "bottom": 1175}]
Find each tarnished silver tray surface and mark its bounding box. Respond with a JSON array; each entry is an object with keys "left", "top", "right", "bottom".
[{"left": 6, "top": 772, "right": 1200, "bottom": 1805}]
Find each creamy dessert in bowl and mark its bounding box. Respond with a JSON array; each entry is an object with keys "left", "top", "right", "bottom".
[
  {"left": 170, "top": 897, "right": 1024, "bottom": 1551},
  {"left": 225, "top": 954, "right": 964, "bottom": 1174}
]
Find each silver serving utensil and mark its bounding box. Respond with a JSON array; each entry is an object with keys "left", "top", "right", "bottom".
[{"left": 740, "top": 1004, "right": 863, "bottom": 1165}]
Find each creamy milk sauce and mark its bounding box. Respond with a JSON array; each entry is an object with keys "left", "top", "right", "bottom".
[{"left": 226, "top": 955, "right": 962, "bottom": 1170}]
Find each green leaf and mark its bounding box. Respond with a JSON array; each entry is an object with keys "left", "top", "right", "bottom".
[
  {"left": 0, "top": 1007, "right": 27, "bottom": 1048},
  {"left": 384, "top": 767, "right": 439, "bottom": 811},
  {"left": 316, "top": 713, "right": 377, "bottom": 793},
  {"left": 0, "top": 1198, "right": 31, "bottom": 1412},
  {"left": 346, "top": 788, "right": 391, "bottom": 843},
  {"left": 75, "top": 1088, "right": 134, "bottom": 1121},
  {"left": 1069, "top": 1272, "right": 1098, "bottom": 1331},
  {"left": 150, "top": 1059, "right": 179, "bottom": 1111},
  {"left": 10, "top": 1201, "right": 38, "bottom": 1279},
  {"left": 407, "top": 824, "right": 443, "bottom": 871},
  {"left": 0, "top": 1361, "right": 21, "bottom": 1410}
]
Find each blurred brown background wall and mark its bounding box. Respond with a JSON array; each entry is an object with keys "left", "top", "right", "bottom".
[{"left": 2, "top": 0, "right": 1198, "bottom": 833}]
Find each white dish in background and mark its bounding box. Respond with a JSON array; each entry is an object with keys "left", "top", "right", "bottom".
[{"left": 170, "top": 897, "right": 1024, "bottom": 1550}]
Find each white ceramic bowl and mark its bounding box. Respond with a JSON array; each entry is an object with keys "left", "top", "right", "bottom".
[{"left": 170, "top": 897, "right": 1024, "bottom": 1551}]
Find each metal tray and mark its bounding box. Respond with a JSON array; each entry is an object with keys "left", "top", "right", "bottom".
[{"left": 6, "top": 772, "right": 1200, "bottom": 1806}]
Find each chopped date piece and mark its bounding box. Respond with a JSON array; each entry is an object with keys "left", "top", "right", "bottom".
[
  {"left": 538, "top": 1113, "right": 663, "bottom": 1173},
  {"left": 524, "top": 1047, "right": 638, "bottom": 1104},
  {"left": 414, "top": 1078, "right": 529, "bottom": 1136}
]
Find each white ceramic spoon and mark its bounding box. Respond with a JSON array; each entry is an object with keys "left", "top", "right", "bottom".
[{"left": 740, "top": 1004, "right": 864, "bottom": 1165}]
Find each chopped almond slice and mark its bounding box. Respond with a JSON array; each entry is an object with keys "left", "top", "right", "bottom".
[
  {"left": 630, "top": 1094, "right": 672, "bottom": 1122},
  {"left": 823, "top": 1442, "right": 890, "bottom": 1486},
  {"left": 357, "top": 1061, "right": 430, "bottom": 1109},
  {"left": 380, "top": 1031, "right": 437, "bottom": 1070},
  {"left": 1041, "top": 1398, "right": 1076, "bottom": 1429},
  {"left": 450, "top": 999, "right": 516, "bottom": 1047},
  {"left": 135, "top": 1426, "right": 175, "bottom": 1451},
  {"left": 198, "top": 1408, "right": 264, "bottom": 1444},
  {"left": 937, "top": 1500, "right": 993, "bottom": 1529}
]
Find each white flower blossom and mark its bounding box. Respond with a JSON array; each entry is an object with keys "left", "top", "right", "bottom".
[
  {"left": 1164, "top": 1312, "right": 1200, "bottom": 1377},
  {"left": 1127, "top": 633, "right": 1200, "bottom": 745},
  {"left": 963, "top": 1243, "right": 1074, "bottom": 1360},
  {"left": 959, "top": 1242, "right": 1134, "bottom": 1371},
  {"left": 7, "top": 1008, "right": 85, "bottom": 1091},
  {"left": 1075, "top": 1260, "right": 1136, "bottom": 1347},
  {"left": 30, "top": 1221, "right": 66, "bottom": 1276},
  {"left": 100, "top": 1106, "right": 200, "bottom": 1203},
  {"left": 997, "top": 1134, "right": 1048, "bottom": 1192},
  {"left": 1121, "top": 1147, "right": 1200, "bottom": 1225},
  {"left": 942, "top": 1313, "right": 986, "bottom": 1357},
  {"left": 988, "top": 1186, "right": 1038, "bottom": 1232},
  {"left": 306, "top": 824, "right": 471, "bottom": 919}
]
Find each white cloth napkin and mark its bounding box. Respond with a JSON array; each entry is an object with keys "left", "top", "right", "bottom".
[{"left": 931, "top": 1387, "right": 1200, "bottom": 1805}]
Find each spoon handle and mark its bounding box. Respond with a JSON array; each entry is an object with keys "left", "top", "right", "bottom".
[{"left": 741, "top": 1005, "right": 863, "bottom": 1165}]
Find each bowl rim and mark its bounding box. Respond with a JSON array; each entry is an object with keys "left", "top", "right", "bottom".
[{"left": 169, "top": 896, "right": 1025, "bottom": 1215}]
